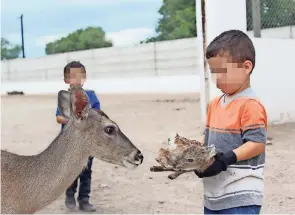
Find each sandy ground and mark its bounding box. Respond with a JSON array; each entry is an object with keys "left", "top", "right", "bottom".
[{"left": 1, "top": 93, "right": 295, "bottom": 214}]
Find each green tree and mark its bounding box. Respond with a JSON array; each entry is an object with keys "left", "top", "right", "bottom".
[
  {"left": 45, "top": 27, "right": 113, "bottom": 55},
  {"left": 144, "top": 0, "right": 196, "bottom": 43},
  {"left": 246, "top": 0, "right": 295, "bottom": 30},
  {"left": 144, "top": 0, "right": 295, "bottom": 43},
  {"left": 1, "top": 38, "right": 22, "bottom": 60}
]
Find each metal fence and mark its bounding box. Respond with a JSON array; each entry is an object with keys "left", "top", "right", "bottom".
[{"left": 246, "top": 0, "right": 295, "bottom": 39}]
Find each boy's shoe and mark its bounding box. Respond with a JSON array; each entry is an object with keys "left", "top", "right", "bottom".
[
  {"left": 79, "top": 202, "right": 96, "bottom": 212},
  {"left": 65, "top": 195, "right": 76, "bottom": 209}
]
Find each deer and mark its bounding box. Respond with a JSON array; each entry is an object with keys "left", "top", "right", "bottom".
[{"left": 1, "top": 86, "right": 144, "bottom": 214}]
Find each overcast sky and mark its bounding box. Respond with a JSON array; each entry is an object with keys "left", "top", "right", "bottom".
[{"left": 1, "top": 0, "right": 162, "bottom": 58}]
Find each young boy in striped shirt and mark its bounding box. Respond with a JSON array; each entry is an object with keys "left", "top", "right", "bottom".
[{"left": 194, "top": 30, "right": 267, "bottom": 214}]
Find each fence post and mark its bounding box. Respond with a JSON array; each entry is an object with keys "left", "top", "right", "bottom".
[
  {"left": 7, "top": 60, "right": 11, "bottom": 81},
  {"left": 153, "top": 42, "right": 158, "bottom": 76},
  {"left": 44, "top": 69, "right": 48, "bottom": 81},
  {"left": 91, "top": 49, "right": 95, "bottom": 79},
  {"left": 252, "top": 0, "right": 261, "bottom": 37},
  {"left": 196, "top": 0, "right": 210, "bottom": 127}
]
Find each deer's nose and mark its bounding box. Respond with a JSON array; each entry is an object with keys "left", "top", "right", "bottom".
[{"left": 135, "top": 150, "right": 144, "bottom": 164}]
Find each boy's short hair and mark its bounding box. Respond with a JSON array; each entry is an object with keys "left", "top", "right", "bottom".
[
  {"left": 205, "top": 29, "right": 256, "bottom": 72},
  {"left": 63, "top": 61, "right": 86, "bottom": 78}
]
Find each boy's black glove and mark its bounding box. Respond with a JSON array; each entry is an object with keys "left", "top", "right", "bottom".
[{"left": 194, "top": 151, "right": 237, "bottom": 178}]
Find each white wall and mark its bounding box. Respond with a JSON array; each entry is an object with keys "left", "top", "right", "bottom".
[
  {"left": 1, "top": 25, "right": 292, "bottom": 83},
  {"left": 205, "top": 0, "right": 247, "bottom": 44},
  {"left": 247, "top": 26, "right": 295, "bottom": 39},
  {"left": 1, "top": 38, "right": 200, "bottom": 82},
  {"left": 248, "top": 38, "right": 295, "bottom": 124},
  {"left": 203, "top": 0, "right": 295, "bottom": 124},
  {"left": 0, "top": 75, "right": 201, "bottom": 95}
]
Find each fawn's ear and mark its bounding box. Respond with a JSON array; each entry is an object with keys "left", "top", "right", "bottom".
[
  {"left": 57, "top": 90, "right": 71, "bottom": 119},
  {"left": 69, "top": 86, "right": 90, "bottom": 121}
]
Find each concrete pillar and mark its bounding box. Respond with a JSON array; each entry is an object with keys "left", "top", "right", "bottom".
[{"left": 205, "top": 0, "right": 247, "bottom": 100}]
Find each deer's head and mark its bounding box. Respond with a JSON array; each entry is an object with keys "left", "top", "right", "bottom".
[{"left": 57, "top": 86, "right": 143, "bottom": 169}]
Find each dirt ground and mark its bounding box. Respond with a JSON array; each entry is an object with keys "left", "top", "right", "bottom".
[{"left": 1, "top": 93, "right": 295, "bottom": 214}]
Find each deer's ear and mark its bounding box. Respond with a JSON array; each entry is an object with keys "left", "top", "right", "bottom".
[
  {"left": 70, "top": 87, "right": 90, "bottom": 120},
  {"left": 57, "top": 90, "right": 71, "bottom": 119}
]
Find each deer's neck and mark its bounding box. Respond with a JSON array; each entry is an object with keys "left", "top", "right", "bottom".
[{"left": 25, "top": 124, "right": 90, "bottom": 212}]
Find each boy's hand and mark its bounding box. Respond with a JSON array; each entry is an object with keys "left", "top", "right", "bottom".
[
  {"left": 56, "top": 115, "right": 68, "bottom": 124},
  {"left": 194, "top": 151, "right": 237, "bottom": 178}
]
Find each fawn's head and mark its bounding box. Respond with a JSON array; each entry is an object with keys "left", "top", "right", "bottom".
[
  {"left": 172, "top": 144, "right": 216, "bottom": 171},
  {"left": 57, "top": 86, "right": 143, "bottom": 169},
  {"left": 164, "top": 134, "right": 215, "bottom": 171}
]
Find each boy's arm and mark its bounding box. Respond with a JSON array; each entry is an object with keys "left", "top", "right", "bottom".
[
  {"left": 198, "top": 135, "right": 205, "bottom": 145},
  {"left": 56, "top": 107, "right": 68, "bottom": 124},
  {"left": 233, "top": 141, "right": 265, "bottom": 162},
  {"left": 233, "top": 100, "right": 267, "bottom": 161},
  {"left": 56, "top": 115, "right": 68, "bottom": 124},
  {"left": 89, "top": 91, "right": 101, "bottom": 110}
]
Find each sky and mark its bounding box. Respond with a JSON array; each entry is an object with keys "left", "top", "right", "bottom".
[{"left": 1, "top": 0, "right": 162, "bottom": 58}]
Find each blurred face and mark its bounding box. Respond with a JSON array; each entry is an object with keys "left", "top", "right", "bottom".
[
  {"left": 64, "top": 68, "right": 86, "bottom": 86},
  {"left": 207, "top": 54, "right": 253, "bottom": 95}
]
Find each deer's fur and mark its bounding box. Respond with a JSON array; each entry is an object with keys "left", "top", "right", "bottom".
[
  {"left": 152, "top": 133, "right": 215, "bottom": 179},
  {"left": 1, "top": 86, "right": 144, "bottom": 214}
]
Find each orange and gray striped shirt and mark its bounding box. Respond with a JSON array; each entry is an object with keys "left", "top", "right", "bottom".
[{"left": 202, "top": 87, "right": 267, "bottom": 210}]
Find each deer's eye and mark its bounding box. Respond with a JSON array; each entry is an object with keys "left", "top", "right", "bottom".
[
  {"left": 187, "top": 159, "right": 194, "bottom": 163},
  {"left": 104, "top": 126, "right": 115, "bottom": 135}
]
